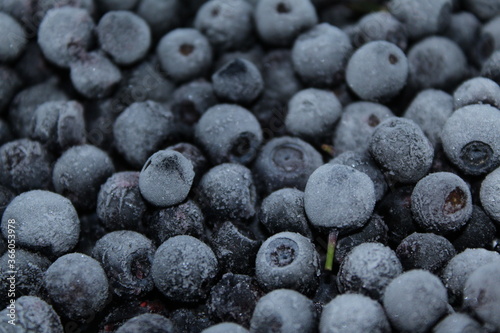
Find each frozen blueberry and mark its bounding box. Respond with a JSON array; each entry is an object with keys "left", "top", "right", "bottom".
[
  {"left": 285, "top": 88, "right": 341, "bottom": 141},
  {"left": 116, "top": 313, "right": 174, "bottom": 333},
  {"left": 452, "top": 206, "right": 497, "bottom": 252},
  {"left": 30, "top": 100, "right": 86, "bottom": 151},
  {"left": 215, "top": 45, "right": 264, "bottom": 72},
  {"left": 259, "top": 188, "right": 312, "bottom": 238},
  {"left": 139, "top": 150, "right": 194, "bottom": 207},
  {"left": 166, "top": 142, "right": 208, "bottom": 184},
  {"left": 352, "top": 11, "right": 407, "bottom": 50},
  {"left": 255, "top": 232, "right": 320, "bottom": 295},
  {"left": 0, "top": 185, "right": 14, "bottom": 217},
  {"left": 70, "top": 51, "right": 122, "bottom": 99},
  {"left": 44, "top": 253, "right": 109, "bottom": 322},
  {"left": 388, "top": 0, "right": 451, "bottom": 40},
  {"left": 463, "top": 0, "right": 500, "bottom": 21},
  {"left": 338, "top": 242, "right": 402, "bottom": 299},
  {"left": 346, "top": 41, "right": 408, "bottom": 102},
  {"left": 441, "top": 104, "right": 500, "bottom": 175},
  {"left": 0, "top": 12, "right": 27, "bottom": 62},
  {"left": 463, "top": 262, "right": 500, "bottom": 331},
  {"left": 137, "top": 0, "right": 180, "bottom": 37},
  {"left": 38, "top": 7, "right": 95, "bottom": 68},
  {"left": 0, "top": 249, "right": 51, "bottom": 306},
  {"left": 255, "top": 0, "right": 317, "bottom": 46},
  {"left": 396, "top": 233, "right": 456, "bottom": 274},
  {"left": 197, "top": 163, "right": 256, "bottom": 221},
  {"left": 480, "top": 167, "right": 500, "bottom": 225},
  {"left": 97, "top": 172, "right": 147, "bottom": 231},
  {"left": 36, "top": 0, "right": 95, "bottom": 20},
  {"left": 253, "top": 136, "right": 323, "bottom": 194},
  {"left": 0, "top": 66, "right": 21, "bottom": 114},
  {"left": 453, "top": 77, "right": 500, "bottom": 110},
  {"left": 207, "top": 273, "right": 263, "bottom": 326},
  {"left": 53, "top": 144, "right": 115, "bottom": 211},
  {"left": 195, "top": 0, "right": 254, "bottom": 51},
  {"left": 97, "top": 11, "right": 151, "bottom": 65},
  {"left": 152, "top": 235, "right": 218, "bottom": 302},
  {"left": 441, "top": 248, "right": 500, "bottom": 304},
  {"left": 251, "top": 289, "right": 316, "bottom": 333},
  {"left": 330, "top": 151, "right": 388, "bottom": 202},
  {"left": 0, "top": 0, "right": 36, "bottom": 26},
  {"left": 408, "top": 37, "right": 467, "bottom": 90},
  {"left": 203, "top": 323, "right": 249, "bottom": 333},
  {"left": 8, "top": 79, "right": 68, "bottom": 138},
  {"left": 145, "top": 199, "right": 205, "bottom": 245},
  {"left": 403, "top": 89, "right": 453, "bottom": 147},
  {"left": 210, "top": 221, "right": 261, "bottom": 275},
  {"left": 0, "top": 296, "right": 63, "bottom": 333},
  {"left": 292, "top": 23, "right": 352, "bottom": 87},
  {"left": 433, "top": 313, "right": 484, "bottom": 333},
  {"left": 369, "top": 117, "right": 434, "bottom": 184},
  {"left": 92, "top": 231, "right": 156, "bottom": 298},
  {"left": 332, "top": 102, "right": 394, "bottom": 155},
  {"left": 157, "top": 28, "right": 212, "bottom": 82},
  {"left": 195, "top": 104, "right": 263, "bottom": 165},
  {"left": 113, "top": 101, "right": 175, "bottom": 168},
  {"left": 444, "top": 12, "right": 481, "bottom": 54},
  {"left": 0, "top": 139, "right": 52, "bottom": 193},
  {"left": 320, "top": 294, "right": 391, "bottom": 333},
  {"left": 1, "top": 190, "right": 79, "bottom": 257},
  {"left": 212, "top": 58, "right": 264, "bottom": 104},
  {"left": 481, "top": 50, "right": 500, "bottom": 84},
  {"left": 97, "top": 0, "right": 140, "bottom": 11},
  {"left": 411, "top": 172, "right": 472, "bottom": 234},
  {"left": 383, "top": 270, "right": 448, "bottom": 333}
]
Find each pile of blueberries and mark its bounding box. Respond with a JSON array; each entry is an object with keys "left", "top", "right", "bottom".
[{"left": 1, "top": 0, "right": 500, "bottom": 332}]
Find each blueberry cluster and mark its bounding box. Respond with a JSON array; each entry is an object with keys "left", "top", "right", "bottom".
[{"left": 1, "top": 0, "right": 500, "bottom": 332}]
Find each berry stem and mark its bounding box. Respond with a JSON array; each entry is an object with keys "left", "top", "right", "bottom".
[{"left": 325, "top": 229, "right": 338, "bottom": 271}]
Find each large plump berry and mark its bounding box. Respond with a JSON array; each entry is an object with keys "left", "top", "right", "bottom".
[
  {"left": 0, "top": 12, "right": 27, "bottom": 62},
  {"left": 433, "top": 313, "right": 483, "bottom": 333},
  {"left": 453, "top": 77, "right": 500, "bottom": 110},
  {"left": 480, "top": 167, "right": 500, "bottom": 225}
]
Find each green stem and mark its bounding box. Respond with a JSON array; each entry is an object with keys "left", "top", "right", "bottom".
[{"left": 325, "top": 229, "right": 338, "bottom": 271}]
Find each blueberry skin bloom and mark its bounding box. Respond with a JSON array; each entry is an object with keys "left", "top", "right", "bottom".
[{"left": 152, "top": 235, "right": 218, "bottom": 302}]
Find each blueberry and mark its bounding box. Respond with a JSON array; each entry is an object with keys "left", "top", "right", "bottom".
[
  {"left": 53, "top": 144, "right": 115, "bottom": 211},
  {"left": 37, "top": 7, "right": 95, "bottom": 68},
  {"left": 145, "top": 199, "right": 205, "bottom": 245},
  {"left": 411, "top": 172, "right": 472, "bottom": 234},
  {"left": 403, "top": 89, "right": 454, "bottom": 148},
  {"left": 383, "top": 270, "right": 449, "bottom": 333},
  {"left": 441, "top": 248, "right": 500, "bottom": 304},
  {"left": 481, "top": 50, "right": 500, "bottom": 84},
  {"left": 202, "top": 323, "right": 249, "bottom": 333},
  {"left": 332, "top": 102, "right": 394, "bottom": 155},
  {"left": 97, "top": 11, "right": 151, "bottom": 66},
  {"left": 285, "top": 88, "right": 342, "bottom": 142},
  {"left": 92, "top": 230, "right": 156, "bottom": 298},
  {"left": 462, "top": 262, "right": 500, "bottom": 331},
  {"left": 251, "top": 289, "right": 316, "bottom": 333},
  {"left": 195, "top": 104, "right": 263, "bottom": 165},
  {"left": 259, "top": 188, "right": 312, "bottom": 238},
  {"left": 97, "top": 172, "right": 147, "bottom": 231},
  {"left": 453, "top": 77, "right": 500, "bottom": 110},
  {"left": 444, "top": 12, "right": 481, "bottom": 54},
  {"left": 197, "top": 163, "right": 257, "bottom": 221},
  {"left": 139, "top": 150, "right": 194, "bottom": 207},
  {"left": 116, "top": 313, "right": 174, "bottom": 333},
  {"left": 396, "top": 232, "right": 456, "bottom": 274},
  {"left": 292, "top": 23, "right": 352, "bottom": 87},
  {"left": 480, "top": 167, "right": 500, "bottom": 225},
  {"left": 0, "top": 66, "right": 21, "bottom": 114},
  {"left": 253, "top": 136, "right": 323, "bottom": 194},
  {"left": 441, "top": 104, "right": 500, "bottom": 175},
  {"left": 0, "top": 12, "right": 27, "bottom": 62},
  {"left": 36, "top": 0, "right": 96, "bottom": 20},
  {"left": 166, "top": 142, "right": 208, "bottom": 184},
  {"left": 352, "top": 11, "right": 407, "bottom": 51},
  {"left": 152, "top": 235, "right": 218, "bottom": 302},
  {"left": 44, "top": 253, "right": 109, "bottom": 322},
  {"left": 113, "top": 101, "right": 175, "bottom": 168},
  {"left": 346, "top": 41, "right": 408, "bottom": 102},
  {"left": 157, "top": 28, "right": 213, "bottom": 83},
  {"left": 407, "top": 37, "right": 467, "bottom": 90},
  {"left": 137, "top": 0, "right": 181, "bottom": 37},
  {"left": 70, "top": 51, "right": 123, "bottom": 99},
  {"left": 1, "top": 190, "right": 79, "bottom": 257},
  {"left": 320, "top": 294, "right": 391, "bottom": 333},
  {"left": 0, "top": 139, "right": 53, "bottom": 193},
  {"left": 388, "top": 0, "right": 451, "bottom": 40},
  {"left": 170, "top": 307, "right": 214, "bottom": 333},
  {"left": 463, "top": 0, "right": 500, "bottom": 21},
  {"left": 215, "top": 45, "right": 264, "bottom": 72},
  {"left": 255, "top": 0, "right": 318, "bottom": 46},
  {"left": 433, "top": 313, "right": 484, "bottom": 333},
  {"left": 255, "top": 232, "right": 320, "bottom": 295},
  {"left": 0, "top": 0, "right": 36, "bottom": 26},
  {"left": 207, "top": 273, "right": 263, "bottom": 327},
  {"left": 97, "top": 0, "right": 140, "bottom": 12},
  {"left": 30, "top": 100, "right": 87, "bottom": 151},
  {"left": 0, "top": 296, "right": 63, "bottom": 333},
  {"left": 369, "top": 117, "right": 434, "bottom": 184},
  {"left": 195, "top": 0, "right": 254, "bottom": 51},
  {"left": 452, "top": 205, "right": 497, "bottom": 252},
  {"left": 0, "top": 249, "right": 51, "bottom": 306}
]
